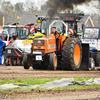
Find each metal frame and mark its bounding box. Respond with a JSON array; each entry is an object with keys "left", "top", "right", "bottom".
[{"left": 49, "top": 20, "right": 68, "bottom": 36}]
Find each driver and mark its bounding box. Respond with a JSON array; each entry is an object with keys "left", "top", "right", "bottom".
[
  {"left": 88, "top": 30, "right": 96, "bottom": 39},
  {"left": 51, "top": 27, "right": 60, "bottom": 50}
]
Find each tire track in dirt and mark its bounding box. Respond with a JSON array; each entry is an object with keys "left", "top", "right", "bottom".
[{"left": 0, "top": 66, "right": 100, "bottom": 80}]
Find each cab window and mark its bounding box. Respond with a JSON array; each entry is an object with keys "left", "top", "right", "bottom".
[{"left": 83, "top": 28, "right": 99, "bottom": 39}]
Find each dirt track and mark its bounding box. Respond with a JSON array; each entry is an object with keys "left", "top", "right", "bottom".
[
  {"left": 1, "top": 88, "right": 100, "bottom": 100},
  {"left": 0, "top": 65, "right": 100, "bottom": 80},
  {"left": 0, "top": 65, "right": 100, "bottom": 100}
]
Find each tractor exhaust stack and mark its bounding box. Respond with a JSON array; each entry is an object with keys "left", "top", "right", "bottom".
[{"left": 47, "top": 29, "right": 49, "bottom": 39}]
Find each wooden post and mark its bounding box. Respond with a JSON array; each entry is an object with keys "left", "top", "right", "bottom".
[{"left": 2, "top": 16, "right": 5, "bottom": 26}]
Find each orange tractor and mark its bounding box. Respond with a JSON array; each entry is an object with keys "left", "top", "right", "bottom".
[{"left": 23, "top": 19, "right": 89, "bottom": 70}]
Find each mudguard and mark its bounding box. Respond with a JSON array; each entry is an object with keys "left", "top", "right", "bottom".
[{"left": 80, "top": 44, "right": 89, "bottom": 70}]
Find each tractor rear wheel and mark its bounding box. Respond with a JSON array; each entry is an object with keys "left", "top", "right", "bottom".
[
  {"left": 23, "top": 54, "right": 30, "bottom": 69},
  {"left": 21, "top": 60, "right": 23, "bottom": 66},
  {"left": 89, "top": 58, "right": 95, "bottom": 70},
  {"left": 95, "top": 52, "right": 100, "bottom": 66},
  {"left": 12, "top": 60, "right": 17, "bottom": 66},
  {"left": 61, "top": 38, "right": 82, "bottom": 70},
  {"left": 49, "top": 53, "right": 58, "bottom": 70},
  {"left": 18, "top": 60, "right": 21, "bottom": 66},
  {"left": 5, "top": 59, "right": 10, "bottom": 66}
]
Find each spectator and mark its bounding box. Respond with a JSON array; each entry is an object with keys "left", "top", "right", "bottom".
[
  {"left": 0, "top": 38, "right": 5, "bottom": 64},
  {"left": 16, "top": 37, "right": 19, "bottom": 40},
  {"left": 5, "top": 34, "right": 11, "bottom": 41},
  {"left": 9, "top": 34, "right": 11, "bottom": 40},
  {"left": 12, "top": 33, "right": 16, "bottom": 40}
]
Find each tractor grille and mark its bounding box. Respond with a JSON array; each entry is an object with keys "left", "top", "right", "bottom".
[
  {"left": 34, "top": 40, "right": 45, "bottom": 45},
  {"left": 34, "top": 49, "right": 45, "bottom": 53}
]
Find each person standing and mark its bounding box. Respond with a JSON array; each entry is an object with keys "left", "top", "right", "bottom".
[
  {"left": 51, "top": 27, "right": 60, "bottom": 50},
  {"left": 0, "top": 38, "right": 5, "bottom": 64},
  {"left": 12, "top": 33, "right": 16, "bottom": 40}
]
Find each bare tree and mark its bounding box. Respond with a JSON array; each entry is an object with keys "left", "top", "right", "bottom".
[
  {"left": 24, "top": 1, "right": 38, "bottom": 14},
  {"left": 1, "top": 1, "right": 15, "bottom": 23},
  {"left": 0, "top": 0, "right": 41, "bottom": 25},
  {"left": 15, "top": 3, "right": 25, "bottom": 16}
]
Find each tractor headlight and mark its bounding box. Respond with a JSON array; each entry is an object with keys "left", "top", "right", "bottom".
[
  {"left": 41, "top": 46, "right": 45, "bottom": 49},
  {"left": 34, "top": 46, "right": 38, "bottom": 49}
]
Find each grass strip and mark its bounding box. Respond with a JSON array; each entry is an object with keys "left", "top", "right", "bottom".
[{"left": 0, "top": 77, "right": 100, "bottom": 92}]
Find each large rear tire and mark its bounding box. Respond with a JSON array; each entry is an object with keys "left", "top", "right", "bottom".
[
  {"left": 61, "top": 38, "right": 82, "bottom": 70},
  {"left": 12, "top": 60, "right": 16, "bottom": 66},
  {"left": 95, "top": 52, "right": 100, "bottom": 66},
  {"left": 89, "top": 58, "right": 95, "bottom": 70},
  {"left": 5, "top": 59, "right": 10, "bottom": 66},
  {"left": 23, "top": 54, "right": 30, "bottom": 69},
  {"left": 18, "top": 60, "right": 21, "bottom": 66}
]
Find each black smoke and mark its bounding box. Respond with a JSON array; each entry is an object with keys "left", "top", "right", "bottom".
[{"left": 45, "top": 0, "right": 92, "bottom": 17}]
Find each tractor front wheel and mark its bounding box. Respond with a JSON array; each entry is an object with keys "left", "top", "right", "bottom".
[
  {"left": 49, "top": 53, "right": 58, "bottom": 70},
  {"left": 23, "top": 54, "right": 30, "bottom": 69}
]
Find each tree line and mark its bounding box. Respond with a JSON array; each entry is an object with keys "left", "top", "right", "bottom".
[{"left": 0, "top": 0, "right": 42, "bottom": 25}]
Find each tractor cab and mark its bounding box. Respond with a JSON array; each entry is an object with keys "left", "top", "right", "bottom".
[
  {"left": 3, "top": 25, "right": 18, "bottom": 36},
  {"left": 24, "top": 23, "right": 35, "bottom": 39},
  {"left": 82, "top": 27, "right": 100, "bottom": 39},
  {"left": 3, "top": 25, "right": 33, "bottom": 40},
  {"left": 38, "top": 16, "right": 59, "bottom": 35},
  {"left": 81, "top": 27, "right": 100, "bottom": 67},
  {"left": 81, "top": 27, "right": 100, "bottom": 51},
  {"left": 17, "top": 25, "right": 27, "bottom": 39},
  {"left": 39, "top": 13, "right": 84, "bottom": 37},
  {"left": 39, "top": 16, "right": 69, "bottom": 36},
  {"left": 56, "top": 13, "right": 84, "bottom": 36}
]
